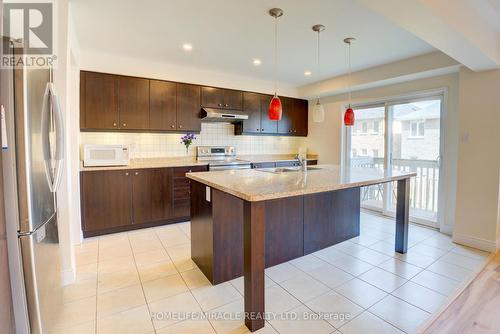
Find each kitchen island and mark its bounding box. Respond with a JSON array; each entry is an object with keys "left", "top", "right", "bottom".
[{"left": 187, "top": 165, "right": 416, "bottom": 332}]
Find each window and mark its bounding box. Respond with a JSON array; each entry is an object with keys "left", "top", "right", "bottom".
[
  {"left": 373, "top": 121, "right": 380, "bottom": 134},
  {"left": 372, "top": 149, "right": 379, "bottom": 157},
  {"left": 361, "top": 122, "right": 368, "bottom": 134},
  {"left": 410, "top": 121, "right": 425, "bottom": 138}
]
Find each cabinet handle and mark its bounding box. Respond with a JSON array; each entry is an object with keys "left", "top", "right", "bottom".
[
  {"left": 218, "top": 103, "right": 223, "bottom": 107},
  {"left": 170, "top": 125, "right": 175, "bottom": 128},
  {"left": 113, "top": 122, "right": 117, "bottom": 127},
  {"left": 178, "top": 124, "right": 183, "bottom": 129},
  {"left": 293, "top": 129, "right": 297, "bottom": 133},
  {"left": 261, "top": 128, "right": 264, "bottom": 131},
  {"left": 122, "top": 123, "right": 127, "bottom": 127},
  {"left": 289, "top": 130, "right": 292, "bottom": 133},
  {"left": 257, "top": 128, "right": 260, "bottom": 131},
  {"left": 224, "top": 103, "right": 229, "bottom": 107},
  {"left": 135, "top": 172, "right": 139, "bottom": 175},
  {"left": 125, "top": 172, "right": 129, "bottom": 176}
]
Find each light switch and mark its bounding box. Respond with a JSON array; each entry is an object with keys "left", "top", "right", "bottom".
[{"left": 206, "top": 186, "right": 211, "bottom": 202}]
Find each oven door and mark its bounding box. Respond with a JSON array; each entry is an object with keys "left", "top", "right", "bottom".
[{"left": 209, "top": 164, "right": 251, "bottom": 171}]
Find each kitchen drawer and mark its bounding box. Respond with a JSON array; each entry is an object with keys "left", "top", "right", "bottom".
[
  {"left": 173, "top": 199, "right": 190, "bottom": 218},
  {"left": 173, "top": 177, "right": 190, "bottom": 188},
  {"left": 173, "top": 187, "right": 190, "bottom": 200},
  {"left": 173, "top": 165, "right": 208, "bottom": 178},
  {"left": 251, "top": 162, "right": 275, "bottom": 169}
]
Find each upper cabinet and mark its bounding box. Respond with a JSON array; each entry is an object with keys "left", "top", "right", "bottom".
[
  {"left": 117, "top": 76, "right": 150, "bottom": 130},
  {"left": 80, "top": 71, "right": 306, "bottom": 136},
  {"left": 149, "top": 80, "right": 177, "bottom": 131},
  {"left": 201, "top": 86, "right": 242, "bottom": 110},
  {"left": 80, "top": 71, "right": 119, "bottom": 130},
  {"left": 177, "top": 83, "right": 202, "bottom": 132}
]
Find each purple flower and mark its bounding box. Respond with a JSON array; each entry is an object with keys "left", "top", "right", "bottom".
[{"left": 180, "top": 133, "right": 196, "bottom": 148}]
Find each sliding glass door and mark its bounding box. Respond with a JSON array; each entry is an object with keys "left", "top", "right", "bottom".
[{"left": 344, "top": 95, "right": 443, "bottom": 227}]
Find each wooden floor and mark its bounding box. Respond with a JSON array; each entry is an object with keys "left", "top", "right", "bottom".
[{"left": 424, "top": 250, "right": 500, "bottom": 334}]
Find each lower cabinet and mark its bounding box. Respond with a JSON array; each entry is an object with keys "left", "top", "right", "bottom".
[{"left": 80, "top": 165, "right": 207, "bottom": 237}]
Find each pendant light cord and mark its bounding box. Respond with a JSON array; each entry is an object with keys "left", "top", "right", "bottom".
[
  {"left": 347, "top": 41, "right": 352, "bottom": 106},
  {"left": 274, "top": 16, "right": 278, "bottom": 96},
  {"left": 317, "top": 30, "right": 321, "bottom": 103}
]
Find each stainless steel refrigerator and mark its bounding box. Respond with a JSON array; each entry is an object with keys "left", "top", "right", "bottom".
[{"left": 1, "top": 39, "right": 65, "bottom": 334}]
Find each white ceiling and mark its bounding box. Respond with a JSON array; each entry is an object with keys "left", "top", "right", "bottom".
[{"left": 71, "top": 0, "right": 435, "bottom": 86}]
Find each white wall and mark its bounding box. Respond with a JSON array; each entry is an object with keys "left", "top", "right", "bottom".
[
  {"left": 453, "top": 68, "right": 500, "bottom": 251},
  {"left": 53, "top": 0, "right": 76, "bottom": 284},
  {"left": 306, "top": 74, "right": 459, "bottom": 234},
  {"left": 80, "top": 49, "right": 299, "bottom": 98}
]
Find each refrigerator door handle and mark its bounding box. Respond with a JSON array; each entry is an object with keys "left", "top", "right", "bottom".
[{"left": 41, "top": 82, "right": 64, "bottom": 193}]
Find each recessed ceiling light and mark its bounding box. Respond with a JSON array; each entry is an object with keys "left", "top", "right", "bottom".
[
  {"left": 304, "top": 71, "right": 312, "bottom": 76},
  {"left": 182, "top": 43, "right": 193, "bottom": 51},
  {"left": 253, "top": 59, "right": 262, "bottom": 66}
]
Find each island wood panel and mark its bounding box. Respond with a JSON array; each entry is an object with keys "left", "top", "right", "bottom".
[
  {"left": 264, "top": 196, "right": 303, "bottom": 267},
  {"left": 190, "top": 181, "right": 214, "bottom": 282},
  {"left": 190, "top": 181, "right": 359, "bottom": 284},
  {"left": 303, "top": 188, "right": 360, "bottom": 254}
]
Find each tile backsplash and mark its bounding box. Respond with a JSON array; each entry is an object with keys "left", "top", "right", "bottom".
[{"left": 80, "top": 123, "right": 306, "bottom": 159}]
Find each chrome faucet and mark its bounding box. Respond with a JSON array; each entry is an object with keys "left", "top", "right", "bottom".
[{"left": 295, "top": 154, "right": 307, "bottom": 172}]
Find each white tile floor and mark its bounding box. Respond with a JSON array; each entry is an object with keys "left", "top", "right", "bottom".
[{"left": 63, "top": 212, "right": 490, "bottom": 334}]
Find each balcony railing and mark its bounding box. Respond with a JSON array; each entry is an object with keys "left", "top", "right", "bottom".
[{"left": 351, "top": 157, "right": 439, "bottom": 219}]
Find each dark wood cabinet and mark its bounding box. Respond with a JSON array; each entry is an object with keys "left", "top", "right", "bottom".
[
  {"left": 81, "top": 165, "right": 208, "bottom": 237},
  {"left": 80, "top": 170, "right": 133, "bottom": 234},
  {"left": 80, "top": 71, "right": 306, "bottom": 136},
  {"left": 149, "top": 80, "right": 177, "bottom": 131},
  {"left": 117, "top": 76, "right": 150, "bottom": 130},
  {"left": 260, "top": 94, "right": 279, "bottom": 134},
  {"left": 242, "top": 92, "right": 261, "bottom": 134},
  {"left": 278, "top": 97, "right": 294, "bottom": 135},
  {"left": 201, "top": 86, "right": 242, "bottom": 110},
  {"left": 80, "top": 72, "right": 119, "bottom": 130},
  {"left": 131, "top": 170, "right": 153, "bottom": 224},
  {"left": 177, "top": 83, "right": 201, "bottom": 132}
]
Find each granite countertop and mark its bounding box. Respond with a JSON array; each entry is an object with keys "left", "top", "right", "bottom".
[
  {"left": 186, "top": 164, "right": 417, "bottom": 202},
  {"left": 80, "top": 157, "right": 207, "bottom": 171},
  {"left": 80, "top": 154, "right": 319, "bottom": 171}
]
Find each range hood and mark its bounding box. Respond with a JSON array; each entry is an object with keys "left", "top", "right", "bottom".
[{"left": 201, "top": 107, "right": 249, "bottom": 123}]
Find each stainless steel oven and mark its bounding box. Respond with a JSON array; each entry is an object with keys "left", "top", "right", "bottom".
[{"left": 196, "top": 146, "right": 251, "bottom": 171}]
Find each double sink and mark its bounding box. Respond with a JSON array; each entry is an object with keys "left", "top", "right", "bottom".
[{"left": 258, "top": 166, "right": 322, "bottom": 174}]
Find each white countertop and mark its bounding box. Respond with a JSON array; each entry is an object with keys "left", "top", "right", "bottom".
[{"left": 186, "top": 164, "right": 416, "bottom": 202}]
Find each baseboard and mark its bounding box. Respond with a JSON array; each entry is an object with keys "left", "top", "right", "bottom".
[
  {"left": 452, "top": 233, "right": 498, "bottom": 252},
  {"left": 61, "top": 267, "right": 76, "bottom": 286},
  {"left": 439, "top": 223, "right": 453, "bottom": 236}
]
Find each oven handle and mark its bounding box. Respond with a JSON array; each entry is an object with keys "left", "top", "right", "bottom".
[{"left": 209, "top": 164, "right": 252, "bottom": 171}]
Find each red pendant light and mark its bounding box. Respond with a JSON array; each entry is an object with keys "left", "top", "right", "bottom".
[
  {"left": 269, "top": 94, "right": 282, "bottom": 120},
  {"left": 344, "top": 105, "right": 355, "bottom": 126},
  {"left": 268, "top": 8, "right": 283, "bottom": 121},
  {"left": 344, "top": 37, "right": 356, "bottom": 126}
]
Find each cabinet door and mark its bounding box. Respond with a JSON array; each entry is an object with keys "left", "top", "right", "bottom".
[
  {"left": 201, "top": 86, "right": 224, "bottom": 108},
  {"left": 293, "top": 99, "right": 308, "bottom": 136},
  {"left": 242, "top": 92, "right": 261, "bottom": 133},
  {"left": 131, "top": 169, "right": 152, "bottom": 224},
  {"left": 150, "top": 80, "right": 177, "bottom": 131},
  {"left": 260, "top": 94, "right": 278, "bottom": 134},
  {"left": 177, "top": 83, "right": 201, "bottom": 132},
  {"left": 223, "top": 89, "right": 243, "bottom": 110},
  {"left": 81, "top": 71, "right": 119, "bottom": 130},
  {"left": 277, "top": 97, "right": 294, "bottom": 134},
  {"left": 81, "top": 170, "right": 132, "bottom": 233},
  {"left": 150, "top": 168, "right": 172, "bottom": 222},
  {"left": 117, "top": 76, "right": 150, "bottom": 130}
]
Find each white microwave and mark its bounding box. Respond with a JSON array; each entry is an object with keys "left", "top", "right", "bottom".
[{"left": 83, "top": 144, "right": 130, "bottom": 167}]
